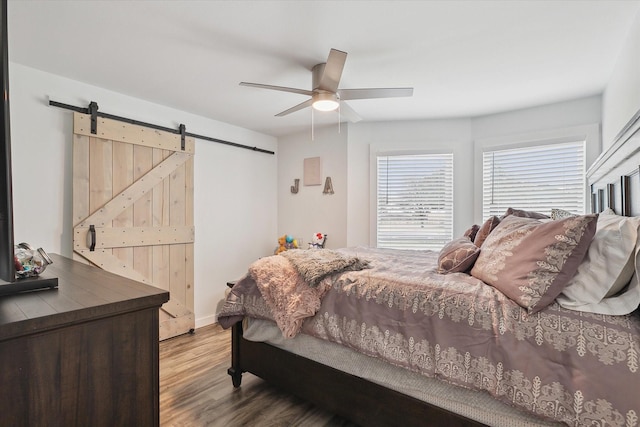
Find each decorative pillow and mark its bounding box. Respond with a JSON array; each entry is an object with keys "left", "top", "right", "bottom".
[
  {"left": 473, "top": 216, "right": 501, "bottom": 247},
  {"left": 470, "top": 214, "right": 598, "bottom": 313},
  {"left": 437, "top": 237, "right": 481, "bottom": 274},
  {"left": 463, "top": 224, "right": 480, "bottom": 242},
  {"left": 502, "top": 207, "right": 550, "bottom": 219},
  {"left": 556, "top": 212, "right": 640, "bottom": 315},
  {"left": 550, "top": 208, "right": 576, "bottom": 220}
]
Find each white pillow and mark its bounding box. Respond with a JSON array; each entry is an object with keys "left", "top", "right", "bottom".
[{"left": 557, "top": 211, "right": 640, "bottom": 315}]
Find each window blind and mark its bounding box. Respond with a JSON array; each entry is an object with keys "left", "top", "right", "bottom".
[
  {"left": 482, "top": 141, "right": 585, "bottom": 219},
  {"left": 377, "top": 153, "right": 453, "bottom": 250}
]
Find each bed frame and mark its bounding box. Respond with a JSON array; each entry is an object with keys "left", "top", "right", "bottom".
[
  {"left": 228, "top": 319, "right": 485, "bottom": 427},
  {"left": 227, "top": 111, "right": 640, "bottom": 427}
]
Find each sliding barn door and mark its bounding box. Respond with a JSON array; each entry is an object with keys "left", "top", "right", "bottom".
[{"left": 72, "top": 112, "right": 195, "bottom": 340}]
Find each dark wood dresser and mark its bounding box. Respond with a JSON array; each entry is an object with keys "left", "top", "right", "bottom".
[{"left": 0, "top": 254, "right": 169, "bottom": 427}]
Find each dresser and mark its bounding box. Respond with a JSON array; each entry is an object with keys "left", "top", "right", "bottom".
[{"left": 0, "top": 254, "right": 169, "bottom": 427}]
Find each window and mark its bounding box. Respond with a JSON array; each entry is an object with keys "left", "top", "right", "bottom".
[
  {"left": 482, "top": 141, "right": 585, "bottom": 218},
  {"left": 376, "top": 153, "right": 453, "bottom": 250}
]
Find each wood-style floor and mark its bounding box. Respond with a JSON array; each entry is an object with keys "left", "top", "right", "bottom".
[{"left": 159, "top": 323, "right": 358, "bottom": 427}]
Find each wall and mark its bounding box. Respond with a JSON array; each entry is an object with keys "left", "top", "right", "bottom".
[
  {"left": 9, "top": 63, "right": 278, "bottom": 328},
  {"left": 277, "top": 96, "right": 602, "bottom": 248},
  {"left": 348, "top": 118, "right": 473, "bottom": 246},
  {"left": 277, "top": 124, "right": 347, "bottom": 249},
  {"left": 472, "top": 96, "right": 602, "bottom": 142},
  {"left": 472, "top": 96, "right": 602, "bottom": 220},
  {"left": 603, "top": 9, "right": 640, "bottom": 149}
]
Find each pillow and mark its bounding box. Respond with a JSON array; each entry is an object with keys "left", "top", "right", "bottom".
[
  {"left": 556, "top": 212, "right": 640, "bottom": 315},
  {"left": 502, "top": 207, "right": 550, "bottom": 219},
  {"left": 470, "top": 214, "right": 598, "bottom": 313},
  {"left": 473, "top": 216, "right": 501, "bottom": 247},
  {"left": 437, "top": 237, "right": 481, "bottom": 274},
  {"left": 463, "top": 224, "right": 480, "bottom": 241},
  {"left": 551, "top": 208, "right": 575, "bottom": 220}
]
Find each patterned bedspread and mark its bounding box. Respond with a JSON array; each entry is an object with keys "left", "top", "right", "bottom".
[{"left": 218, "top": 247, "right": 640, "bottom": 426}]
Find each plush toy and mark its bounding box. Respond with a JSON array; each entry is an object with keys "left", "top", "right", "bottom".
[
  {"left": 274, "top": 235, "right": 287, "bottom": 254},
  {"left": 286, "top": 235, "right": 299, "bottom": 250},
  {"left": 275, "top": 234, "right": 299, "bottom": 254},
  {"left": 309, "top": 232, "right": 327, "bottom": 249}
]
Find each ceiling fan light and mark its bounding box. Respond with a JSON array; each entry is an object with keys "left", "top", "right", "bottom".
[{"left": 312, "top": 92, "right": 339, "bottom": 112}]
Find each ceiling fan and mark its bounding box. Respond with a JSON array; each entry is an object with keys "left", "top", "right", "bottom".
[{"left": 240, "top": 48, "right": 413, "bottom": 123}]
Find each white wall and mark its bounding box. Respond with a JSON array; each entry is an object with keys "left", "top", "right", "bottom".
[
  {"left": 602, "top": 9, "right": 640, "bottom": 149},
  {"left": 472, "top": 96, "right": 602, "bottom": 142},
  {"left": 348, "top": 118, "right": 473, "bottom": 246},
  {"left": 277, "top": 124, "right": 347, "bottom": 249},
  {"left": 9, "top": 63, "right": 278, "bottom": 328},
  {"left": 277, "top": 96, "right": 602, "bottom": 248}
]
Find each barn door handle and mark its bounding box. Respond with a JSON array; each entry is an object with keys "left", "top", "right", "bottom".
[{"left": 87, "top": 225, "right": 96, "bottom": 251}]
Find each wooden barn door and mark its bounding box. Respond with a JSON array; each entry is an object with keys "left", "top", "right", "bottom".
[{"left": 72, "top": 112, "right": 195, "bottom": 340}]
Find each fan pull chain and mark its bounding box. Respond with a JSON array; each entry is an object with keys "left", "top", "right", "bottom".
[
  {"left": 311, "top": 107, "right": 314, "bottom": 141},
  {"left": 338, "top": 103, "right": 341, "bottom": 134}
]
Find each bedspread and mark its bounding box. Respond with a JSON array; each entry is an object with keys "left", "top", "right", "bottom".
[
  {"left": 219, "top": 249, "right": 368, "bottom": 337},
  {"left": 218, "top": 247, "right": 640, "bottom": 426}
]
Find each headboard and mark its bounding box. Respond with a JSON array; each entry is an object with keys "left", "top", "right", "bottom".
[{"left": 588, "top": 109, "right": 640, "bottom": 216}]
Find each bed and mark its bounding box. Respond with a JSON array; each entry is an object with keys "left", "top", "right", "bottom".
[{"left": 218, "top": 116, "right": 640, "bottom": 427}]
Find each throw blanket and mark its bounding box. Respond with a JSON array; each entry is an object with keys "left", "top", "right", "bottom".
[
  {"left": 220, "top": 249, "right": 370, "bottom": 338},
  {"left": 280, "top": 249, "right": 370, "bottom": 287}
]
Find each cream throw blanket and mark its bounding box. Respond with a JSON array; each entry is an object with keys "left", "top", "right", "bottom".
[{"left": 248, "top": 249, "right": 369, "bottom": 338}]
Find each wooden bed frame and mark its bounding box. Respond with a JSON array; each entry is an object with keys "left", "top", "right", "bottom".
[
  {"left": 227, "top": 320, "right": 484, "bottom": 427},
  {"left": 227, "top": 112, "right": 640, "bottom": 427}
]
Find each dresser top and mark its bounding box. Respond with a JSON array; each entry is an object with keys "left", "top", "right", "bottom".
[{"left": 0, "top": 254, "right": 169, "bottom": 341}]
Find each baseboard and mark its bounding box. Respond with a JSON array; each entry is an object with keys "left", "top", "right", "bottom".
[{"left": 195, "top": 314, "right": 218, "bottom": 329}]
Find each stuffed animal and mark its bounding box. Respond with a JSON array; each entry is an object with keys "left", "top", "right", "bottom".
[
  {"left": 275, "top": 234, "right": 299, "bottom": 254},
  {"left": 274, "top": 235, "right": 287, "bottom": 254},
  {"left": 309, "top": 232, "right": 327, "bottom": 249},
  {"left": 285, "top": 235, "right": 295, "bottom": 250}
]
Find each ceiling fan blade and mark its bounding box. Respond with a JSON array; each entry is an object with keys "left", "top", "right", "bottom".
[
  {"left": 339, "top": 87, "right": 414, "bottom": 100},
  {"left": 275, "top": 98, "right": 313, "bottom": 117},
  {"left": 240, "top": 82, "right": 314, "bottom": 97},
  {"left": 339, "top": 101, "right": 362, "bottom": 123},
  {"left": 317, "top": 48, "right": 347, "bottom": 93}
]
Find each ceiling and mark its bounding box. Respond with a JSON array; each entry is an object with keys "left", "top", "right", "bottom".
[{"left": 7, "top": 0, "right": 640, "bottom": 138}]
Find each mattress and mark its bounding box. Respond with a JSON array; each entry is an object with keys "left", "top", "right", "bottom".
[{"left": 244, "top": 318, "right": 561, "bottom": 427}]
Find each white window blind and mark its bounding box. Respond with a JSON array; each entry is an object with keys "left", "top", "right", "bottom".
[
  {"left": 377, "top": 153, "right": 453, "bottom": 250},
  {"left": 482, "top": 141, "right": 585, "bottom": 219}
]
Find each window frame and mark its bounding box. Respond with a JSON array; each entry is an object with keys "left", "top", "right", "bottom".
[
  {"left": 481, "top": 140, "right": 587, "bottom": 218},
  {"left": 372, "top": 149, "right": 454, "bottom": 250},
  {"left": 473, "top": 124, "right": 601, "bottom": 222}
]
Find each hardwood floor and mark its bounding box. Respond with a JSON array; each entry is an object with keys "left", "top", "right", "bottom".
[{"left": 159, "top": 323, "right": 359, "bottom": 426}]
